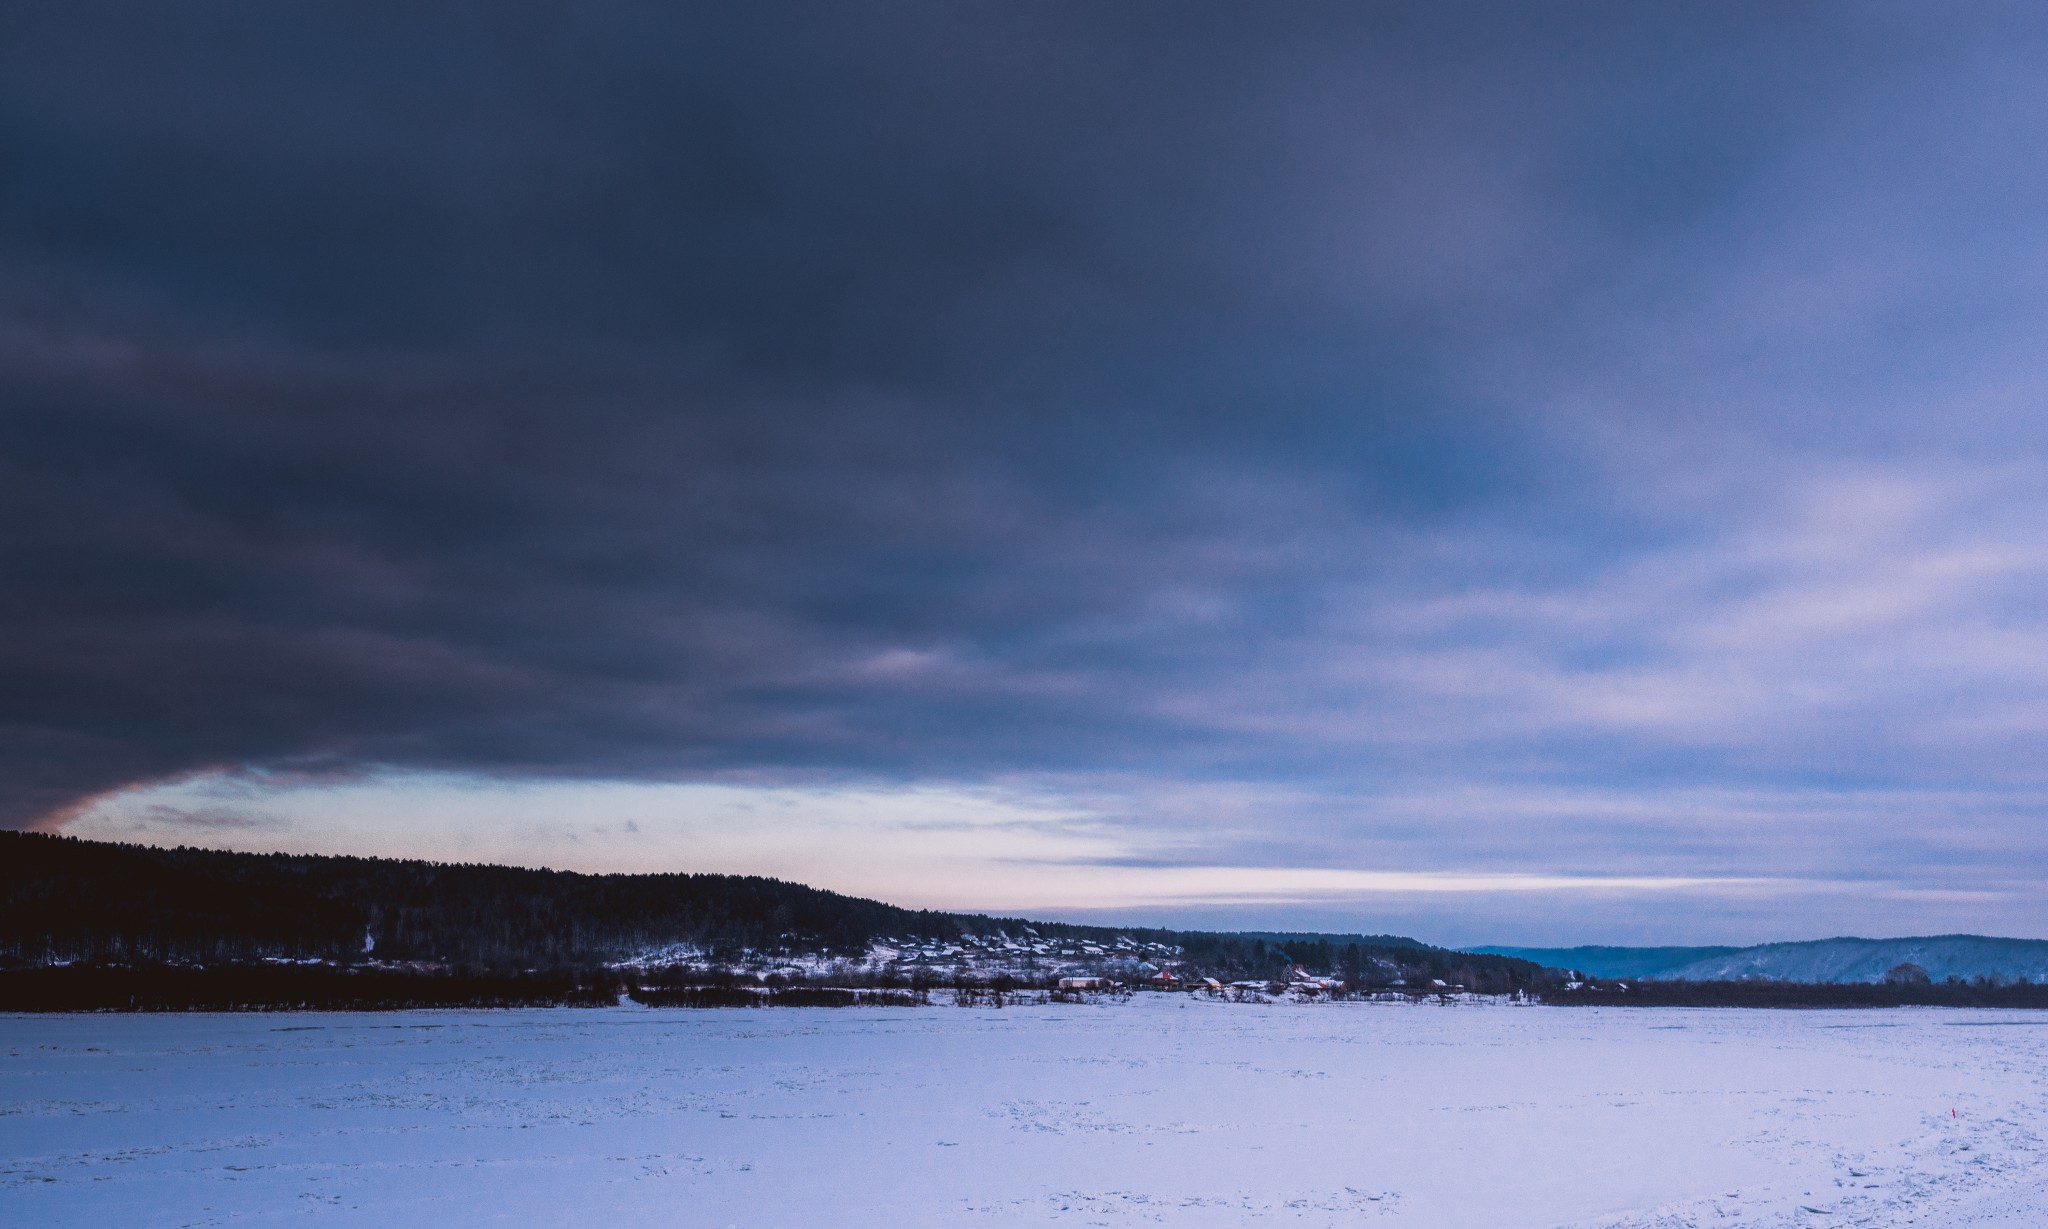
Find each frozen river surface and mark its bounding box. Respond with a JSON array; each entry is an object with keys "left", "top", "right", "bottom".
[{"left": 5, "top": 997, "right": 2048, "bottom": 1227}]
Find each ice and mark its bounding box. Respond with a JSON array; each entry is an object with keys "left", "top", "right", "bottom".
[{"left": 4, "top": 998, "right": 2047, "bottom": 1227}]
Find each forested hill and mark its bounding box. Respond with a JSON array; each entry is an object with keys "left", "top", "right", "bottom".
[
  {"left": 0, "top": 831, "right": 1146, "bottom": 967},
  {"left": 1, "top": 834, "right": 1548, "bottom": 993}
]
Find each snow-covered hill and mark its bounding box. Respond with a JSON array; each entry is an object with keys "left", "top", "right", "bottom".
[{"left": 1653, "top": 935, "right": 2048, "bottom": 984}]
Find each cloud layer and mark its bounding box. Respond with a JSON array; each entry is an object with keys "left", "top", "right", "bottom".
[{"left": 9, "top": 5, "right": 2048, "bottom": 938}]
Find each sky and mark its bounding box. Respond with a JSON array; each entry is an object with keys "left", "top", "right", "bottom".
[{"left": 8, "top": 3, "right": 2048, "bottom": 945}]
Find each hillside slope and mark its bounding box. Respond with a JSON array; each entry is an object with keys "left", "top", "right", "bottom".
[
  {"left": 1468, "top": 945, "right": 1742, "bottom": 978},
  {"left": 0, "top": 833, "right": 1552, "bottom": 993},
  {"left": 1657, "top": 935, "right": 2048, "bottom": 984},
  {"left": 0, "top": 831, "right": 1133, "bottom": 967}
]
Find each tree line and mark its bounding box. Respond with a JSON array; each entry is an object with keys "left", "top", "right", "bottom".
[{"left": 0, "top": 831, "right": 1165, "bottom": 968}]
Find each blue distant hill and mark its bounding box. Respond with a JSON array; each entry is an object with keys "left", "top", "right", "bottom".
[
  {"left": 1472, "top": 936, "right": 2048, "bottom": 983},
  {"left": 1467, "top": 945, "right": 1742, "bottom": 979}
]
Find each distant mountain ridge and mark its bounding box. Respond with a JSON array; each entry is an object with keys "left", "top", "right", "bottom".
[
  {"left": 1654, "top": 935, "right": 2048, "bottom": 984},
  {"left": 1466, "top": 945, "right": 1743, "bottom": 979},
  {"left": 1473, "top": 936, "right": 2048, "bottom": 984}
]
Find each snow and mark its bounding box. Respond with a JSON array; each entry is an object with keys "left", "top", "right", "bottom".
[{"left": 5, "top": 998, "right": 2048, "bottom": 1227}]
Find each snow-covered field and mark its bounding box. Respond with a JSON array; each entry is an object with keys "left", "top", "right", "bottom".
[{"left": 5, "top": 998, "right": 2047, "bottom": 1228}]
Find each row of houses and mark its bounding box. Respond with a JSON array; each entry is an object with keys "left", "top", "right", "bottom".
[{"left": 1058, "top": 971, "right": 1227, "bottom": 993}]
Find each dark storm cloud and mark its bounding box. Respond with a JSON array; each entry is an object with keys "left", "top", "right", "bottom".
[
  {"left": 0, "top": 3, "right": 1543, "bottom": 818},
  {"left": 9, "top": 0, "right": 2048, "bottom": 927}
]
